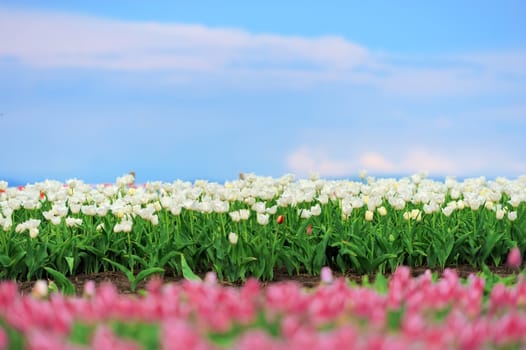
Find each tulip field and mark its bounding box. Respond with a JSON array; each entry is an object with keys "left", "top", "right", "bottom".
[{"left": 1, "top": 173, "right": 526, "bottom": 348}]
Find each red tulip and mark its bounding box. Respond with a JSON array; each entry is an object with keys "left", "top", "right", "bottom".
[
  {"left": 277, "top": 215, "right": 284, "bottom": 224},
  {"left": 306, "top": 224, "right": 313, "bottom": 235}
]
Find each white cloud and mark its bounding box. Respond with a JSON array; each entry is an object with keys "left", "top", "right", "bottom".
[
  {"left": 399, "top": 149, "right": 458, "bottom": 174},
  {"left": 286, "top": 145, "right": 526, "bottom": 177},
  {"left": 0, "top": 7, "right": 368, "bottom": 73},
  {"left": 1, "top": 6, "right": 524, "bottom": 96},
  {"left": 358, "top": 152, "right": 397, "bottom": 173},
  {"left": 286, "top": 147, "right": 355, "bottom": 177}
]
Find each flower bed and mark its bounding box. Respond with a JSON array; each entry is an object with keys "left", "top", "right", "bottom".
[
  {"left": 0, "top": 173, "right": 525, "bottom": 285},
  {"left": 1, "top": 266, "right": 526, "bottom": 349}
]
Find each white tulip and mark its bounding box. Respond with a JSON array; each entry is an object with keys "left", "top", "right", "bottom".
[
  {"left": 508, "top": 196, "right": 521, "bottom": 208},
  {"left": 213, "top": 201, "right": 229, "bottom": 213},
  {"left": 228, "top": 232, "right": 238, "bottom": 245},
  {"left": 411, "top": 209, "right": 422, "bottom": 221},
  {"left": 50, "top": 216, "right": 61, "bottom": 225},
  {"left": 65, "top": 217, "right": 82, "bottom": 227},
  {"left": 257, "top": 213, "right": 269, "bottom": 225},
  {"left": 96, "top": 205, "right": 109, "bottom": 217},
  {"left": 70, "top": 203, "right": 81, "bottom": 214},
  {"left": 29, "top": 227, "right": 39, "bottom": 238},
  {"left": 265, "top": 205, "right": 277, "bottom": 215},
  {"left": 239, "top": 209, "right": 250, "bottom": 220},
  {"left": 229, "top": 211, "right": 241, "bottom": 222},
  {"left": 495, "top": 208, "right": 505, "bottom": 220},
  {"left": 170, "top": 206, "right": 182, "bottom": 216},
  {"left": 1, "top": 217, "right": 12, "bottom": 231},
  {"left": 442, "top": 206, "right": 454, "bottom": 217},
  {"left": 317, "top": 194, "right": 329, "bottom": 205},
  {"left": 252, "top": 202, "right": 266, "bottom": 214},
  {"left": 81, "top": 205, "right": 97, "bottom": 216},
  {"left": 299, "top": 209, "right": 312, "bottom": 219},
  {"left": 8, "top": 199, "right": 21, "bottom": 210},
  {"left": 423, "top": 202, "right": 438, "bottom": 214},
  {"left": 310, "top": 204, "right": 322, "bottom": 217}
]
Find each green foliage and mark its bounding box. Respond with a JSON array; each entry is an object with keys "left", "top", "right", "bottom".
[
  {"left": 1, "top": 185, "right": 525, "bottom": 286},
  {"left": 43, "top": 267, "right": 76, "bottom": 295},
  {"left": 181, "top": 254, "right": 201, "bottom": 281}
]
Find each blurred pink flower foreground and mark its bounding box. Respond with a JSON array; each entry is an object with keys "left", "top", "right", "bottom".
[{"left": 1, "top": 266, "right": 526, "bottom": 349}]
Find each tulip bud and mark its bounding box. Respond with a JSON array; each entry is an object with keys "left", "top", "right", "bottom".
[
  {"left": 320, "top": 266, "right": 333, "bottom": 284},
  {"left": 507, "top": 247, "right": 522, "bottom": 268},
  {"left": 32, "top": 280, "right": 48, "bottom": 299},
  {"left": 306, "top": 224, "right": 313, "bottom": 236},
  {"left": 83, "top": 280, "right": 96, "bottom": 298},
  {"left": 228, "top": 232, "right": 238, "bottom": 245},
  {"left": 277, "top": 215, "right": 284, "bottom": 224}
]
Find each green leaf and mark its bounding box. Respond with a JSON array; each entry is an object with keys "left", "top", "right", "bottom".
[
  {"left": 181, "top": 254, "right": 201, "bottom": 281},
  {"left": 312, "top": 230, "right": 332, "bottom": 271},
  {"left": 111, "top": 322, "right": 160, "bottom": 350},
  {"left": 132, "top": 267, "right": 165, "bottom": 292},
  {"left": 102, "top": 258, "right": 134, "bottom": 281},
  {"left": 372, "top": 254, "right": 398, "bottom": 270},
  {"left": 44, "top": 267, "right": 75, "bottom": 295},
  {"left": 387, "top": 309, "right": 403, "bottom": 331},
  {"left": 70, "top": 323, "right": 96, "bottom": 345},
  {"left": 9, "top": 251, "right": 27, "bottom": 267},
  {"left": 242, "top": 256, "right": 258, "bottom": 264},
  {"left": 159, "top": 250, "right": 182, "bottom": 266},
  {"left": 78, "top": 245, "right": 103, "bottom": 256},
  {"left": 65, "top": 256, "right": 75, "bottom": 275},
  {"left": 123, "top": 254, "right": 148, "bottom": 269},
  {"left": 0, "top": 255, "right": 11, "bottom": 267},
  {"left": 372, "top": 274, "right": 388, "bottom": 294}
]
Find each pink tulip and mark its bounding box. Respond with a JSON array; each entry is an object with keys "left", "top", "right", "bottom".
[
  {"left": 0, "top": 281, "right": 17, "bottom": 309},
  {"left": 92, "top": 326, "right": 141, "bottom": 350},
  {"left": 0, "top": 328, "right": 7, "bottom": 349},
  {"left": 27, "top": 330, "right": 70, "bottom": 350},
  {"left": 83, "top": 280, "right": 96, "bottom": 298},
  {"left": 1, "top": 265, "right": 526, "bottom": 349},
  {"left": 507, "top": 247, "right": 522, "bottom": 268},
  {"left": 235, "top": 330, "right": 282, "bottom": 350},
  {"left": 320, "top": 267, "right": 333, "bottom": 284},
  {"left": 162, "top": 319, "right": 213, "bottom": 350},
  {"left": 204, "top": 272, "right": 218, "bottom": 285}
]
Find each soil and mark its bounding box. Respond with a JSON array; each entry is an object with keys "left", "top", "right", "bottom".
[{"left": 13, "top": 264, "right": 522, "bottom": 296}]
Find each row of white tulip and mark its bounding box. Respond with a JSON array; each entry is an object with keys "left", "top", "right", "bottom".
[{"left": 0, "top": 172, "right": 525, "bottom": 237}]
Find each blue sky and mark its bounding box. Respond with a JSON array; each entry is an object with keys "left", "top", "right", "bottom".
[{"left": 1, "top": 1, "right": 525, "bottom": 185}]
